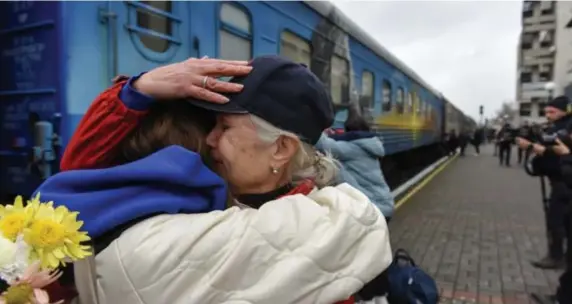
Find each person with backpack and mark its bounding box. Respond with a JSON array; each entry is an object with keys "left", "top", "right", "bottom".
[{"left": 316, "top": 106, "right": 394, "bottom": 221}]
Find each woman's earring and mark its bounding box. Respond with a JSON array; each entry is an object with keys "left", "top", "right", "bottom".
[{"left": 271, "top": 167, "right": 279, "bottom": 174}]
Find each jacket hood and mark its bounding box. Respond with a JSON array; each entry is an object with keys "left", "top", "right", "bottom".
[
  {"left": 333, "top": 131, "right": 384, "bottom": 157},
  {"left": 35, "top": 145, "right": 228, "bottom": 239},
  {"left": 329, "top": 131, "right": 385, "bottom": 157}
]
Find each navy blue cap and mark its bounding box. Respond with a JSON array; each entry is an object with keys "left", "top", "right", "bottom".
[{"left": 188, "top": 55, "right": 334, "bottom": 145}]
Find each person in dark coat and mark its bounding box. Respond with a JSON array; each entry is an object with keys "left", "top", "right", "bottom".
[
  {"left": 517, "top": 120, "right": 534, "bottom": 165},
  {"left": 472, "top": 128, "right": 484, "bottom": 155},
  {"left": 497, "top": 123, "right": 514, "bottom": 166},
  {"left": 447, "top": 130, "right": 459, "bottom": 156},
  {"left": 529, "top": 135, "right": 572, "bottom": 304},
  {"left": 458, "top": 130, "right": 470, "bottom": 156},
  {"left": 517, "top": 96, "right": 572, "bottom": 270}
]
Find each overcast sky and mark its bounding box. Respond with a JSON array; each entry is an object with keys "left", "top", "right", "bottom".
[{"left": 331, "top": 0, "right": 522, "bottom": 120}]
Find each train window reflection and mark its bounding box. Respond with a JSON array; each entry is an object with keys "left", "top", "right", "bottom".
[
  {"left": 280, "top": 31, "right": 311, "bottom": 68},
  {"left": 136, "top": 1, "right": 173, "bottom": 53},
  {"left": 330, "top": 55, "right": 349, "bottom": 105},
  {"left": 219, "top": 3, "right": 252, "bottom": 61},
  {"left": 361, "top": 70, "right": 374, "bottom": 109},
  {"left": 395, "top": 87, "right": 404, "bottom": 114}
]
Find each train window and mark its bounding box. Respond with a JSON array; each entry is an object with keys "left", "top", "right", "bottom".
[
  {"left": 219, "top": 3, "right": 252, "bottom": 61},
  {"left": 136, "top": 1, "right": 173, "bottom": 53},
  {"left": 361, "top": 70, "right": 374, "bottom": 108},
  {"left": 382, "top": 81, "right": 392, "bottom": 112},
  {"left": 395, "top": 87, "right": 404, "bottom": 114},
  {"left": 407, "top": 92, "right": 413, "bottom": 113},
  {"left": 413, "top": 92, "right": 420, "bottom": 114},
  {"left": 330, "top": 55, "right": 349, "bottom": 105},
  {"left": 280, "top": 31, "right": 311, "bottom": 68}
]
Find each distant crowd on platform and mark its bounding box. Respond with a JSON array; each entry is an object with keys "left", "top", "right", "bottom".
[{"left": 442, "top": 127, "right": 486, "bottom": 157}]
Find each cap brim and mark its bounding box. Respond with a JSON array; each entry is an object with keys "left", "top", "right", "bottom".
[{"left": 186, "top": 99, "right": 249, "bottom": 114}]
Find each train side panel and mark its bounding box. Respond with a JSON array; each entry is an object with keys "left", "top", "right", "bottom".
[
  {"left": 0, "top": 1, "right": 64, "bottom": 196},
  {"left": 62, "top": 1, "right": 207, "bottom": 146}
]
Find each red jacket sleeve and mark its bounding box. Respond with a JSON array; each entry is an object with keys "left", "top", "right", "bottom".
[{"left": 60, "top": 78, "right": 148, "bottom": 171}]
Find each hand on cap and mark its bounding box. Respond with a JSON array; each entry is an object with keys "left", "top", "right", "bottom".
[{"left": 133, "top": 57, "right": 252, "bottom": 103}]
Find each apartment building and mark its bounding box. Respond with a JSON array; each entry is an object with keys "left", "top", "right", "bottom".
[
  {"left": 516, "top": 0, "right": 557, "bottom": 125},
  {"left": 554, "top": 1, "right": 572, "bottom": 100}
]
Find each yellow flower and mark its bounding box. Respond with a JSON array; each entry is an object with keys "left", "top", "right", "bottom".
[
  {"left": 2, "top": 283, "right": 33, "bottom": 304},
  {"left": 23, "top": 201, "right": 91, "bottom": 270},
  {"left": 0, "top": 197, "right": 33, "bottom": 242}
]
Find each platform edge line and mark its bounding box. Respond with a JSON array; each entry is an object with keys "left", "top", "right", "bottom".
[{"left": 394, "top": 154, "right": 458, "bottom": 210}]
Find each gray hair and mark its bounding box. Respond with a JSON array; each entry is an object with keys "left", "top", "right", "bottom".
[{"left": 249, "top": 115, "right": 339, "bottom": 188}]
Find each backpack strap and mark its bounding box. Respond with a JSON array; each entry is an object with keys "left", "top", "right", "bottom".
[{"left": 73, "top": 253, "right": 99, "bottom": 304}]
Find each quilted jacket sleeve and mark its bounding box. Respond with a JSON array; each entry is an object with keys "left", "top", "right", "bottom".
[{"left": 93, "top": 184, "right": 392, "bottom": 304}]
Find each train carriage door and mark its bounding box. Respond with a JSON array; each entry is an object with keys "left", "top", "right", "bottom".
[{"left": 100, "top": 1, "right": 192, "bottom": 82}]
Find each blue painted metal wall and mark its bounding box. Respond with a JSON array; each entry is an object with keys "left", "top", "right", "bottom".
[{"left": 0, "top": 1, "right": 63, "bottom": 195}]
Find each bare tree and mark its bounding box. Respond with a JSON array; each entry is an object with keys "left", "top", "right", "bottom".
[{"left": 494, "top": 101, "right": 517, "bottom": 122}]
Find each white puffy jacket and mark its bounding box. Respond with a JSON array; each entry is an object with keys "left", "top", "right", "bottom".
[{"left": 75, "top": 183, "right": 392, "bottom": 304}]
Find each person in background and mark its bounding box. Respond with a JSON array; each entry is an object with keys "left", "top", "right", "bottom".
[
  {"left": 527, "top": 136, "right": 572, "bottom": 304},
  {"left": 458, "top": 130, "right": 470, "bottom": 157},
  {"left": 472, "top": 127, "right": 484, "bottom": 155},
  {"left": 516, "top": 96, "right": 571, "bottom": 270},
  {"left": 497, "top": 123, "right": 514, "bottom": 167},
  {"left": 517, "top": 120, "right": 534, "bottom": 165},
  {"left": 447, "top": 130, "right": 459, "bottom": 156},
  {"left": 316, "top": 106, "right": 395, "bottom": 222}
]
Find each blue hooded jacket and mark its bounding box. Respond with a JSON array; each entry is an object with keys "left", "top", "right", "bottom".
[
  {"left": 35, "top": 145, "right": 228, "bottom": 239},
  {"left": 316, "top": 131, "right": 394, "bottom": 218}
]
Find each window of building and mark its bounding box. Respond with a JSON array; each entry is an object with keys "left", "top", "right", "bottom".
[
  {"left": 280, "top": 31, "right": 311, "bottom": 68},
  {"left": 219, "top": 3, "right": 252, "bottom": 61},
  {"left": 519, "top": 103, "right": 532, "bottom": 117},
  {"left": 539, "top": 30, "right": 554, "bottom": 48},
  {"left": 522, "top": 1, "right": 534, "bottom": 18},
  {"left": 136, "top": 1, "right": 174, "bottom": 53},
  {"left": 382, "top": 81, "right": 393, "bottom": 112},
  {"left": 540, "top": 1, "right": 554, "bottom": 15},
  {"left": 539, "top": 63, "right": 553, "bottom": 81},
  {"left": 520, "top": 72, "right": 532, "bottom": 83},
  {"left": 522, "top": 32, "right": 535, "bottom": 49},
  {"left": 361, "top": 70, "right": 374, "bottom": 109},
  {"left": 330, "top": 55, "right": 349, "bottom": 105}
]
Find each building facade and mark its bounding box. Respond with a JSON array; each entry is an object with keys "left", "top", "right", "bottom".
[
  {"left": 554, "top": 1, "right": 572, "bottom": 100},
  {"left": 516, "top": 1, "right": 572, "bottom": 125},
  {"left": 516, "top": 0, "right": 557, "bottom": 125}
]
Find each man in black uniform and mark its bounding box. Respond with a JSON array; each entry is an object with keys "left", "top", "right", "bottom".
[
  {"left": 516, "top": 96, "right": 571, "bottom": 270},
  {"left": 517, "top": 120, "right": 534, "bottom": 165},
  {"left": 529, "top": 128, "right": 572, "bottom": 304},
  {"left": 497, "top": 123, "right": 514, "bottom": 166}
]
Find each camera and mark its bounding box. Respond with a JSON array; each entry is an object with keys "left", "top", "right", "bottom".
[{"left": 539, "top": 129, "right": 568, "bottom": 146}]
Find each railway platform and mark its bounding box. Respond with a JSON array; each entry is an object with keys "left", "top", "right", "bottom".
[{"left": 389, "top": 144, "right": 562, "bottom": 304}]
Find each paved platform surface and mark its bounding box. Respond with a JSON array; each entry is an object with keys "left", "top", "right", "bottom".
[{"left": 388, "top": 144, "right": 563, "bottom": 304}]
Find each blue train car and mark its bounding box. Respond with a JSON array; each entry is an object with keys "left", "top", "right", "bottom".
[{"left": 0, "top": 1, "right": 456, "bottom": 197}]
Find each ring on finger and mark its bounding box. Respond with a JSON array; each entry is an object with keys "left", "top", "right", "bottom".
[{"left": 202, "top": 76, "right": 209, "bottom": 89}]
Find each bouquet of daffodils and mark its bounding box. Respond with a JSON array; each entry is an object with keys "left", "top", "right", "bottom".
[{"left": 0, "top": 194, "right": 92, "bottom": 304}]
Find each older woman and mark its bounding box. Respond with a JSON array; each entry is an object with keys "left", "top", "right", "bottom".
[{"left": 37, "top": 56, "right": 392, "bottom": 303}]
